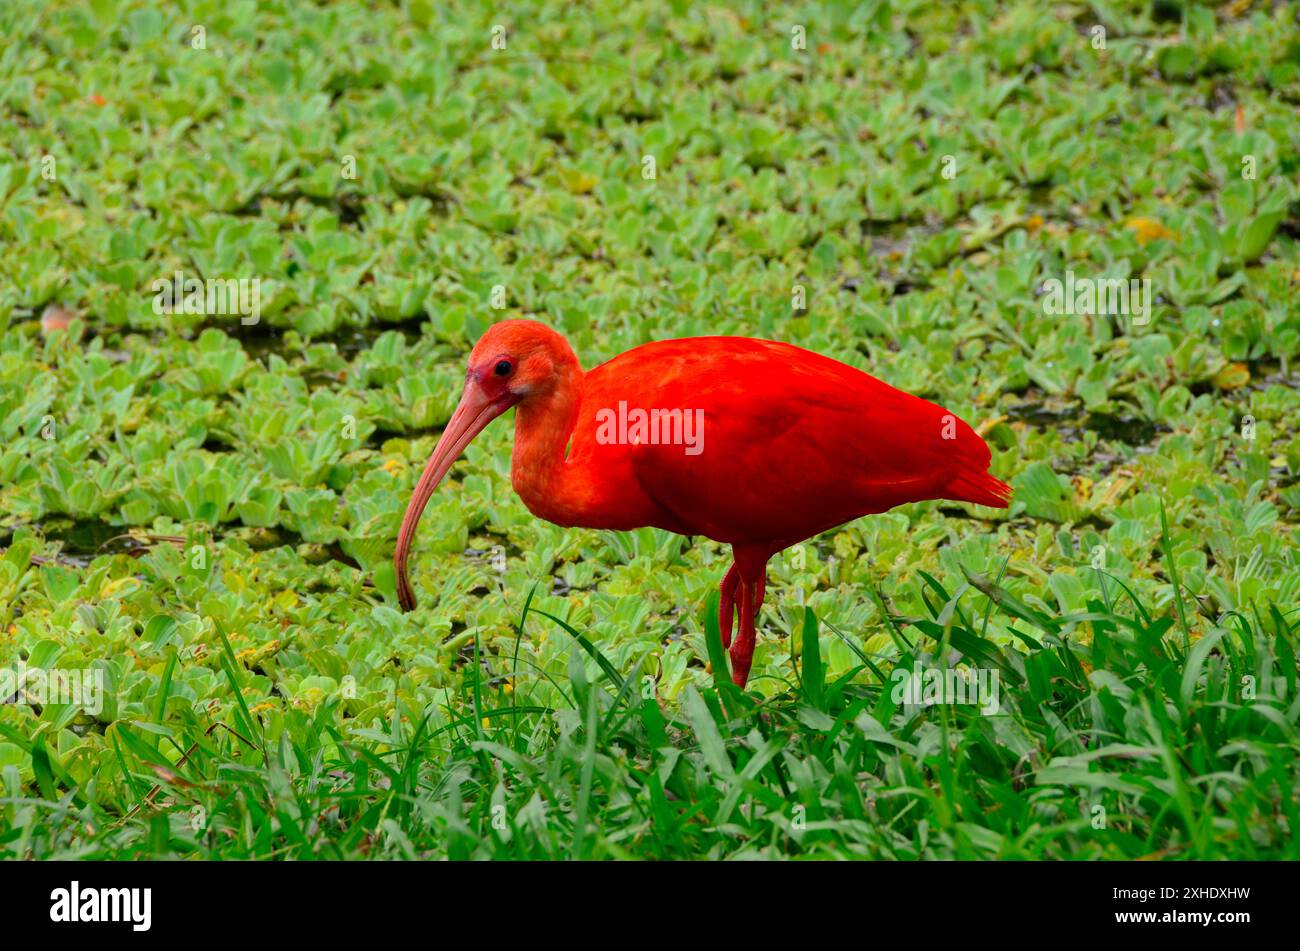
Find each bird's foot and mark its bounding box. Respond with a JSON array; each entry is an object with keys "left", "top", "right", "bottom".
[{"left": 729, "top": 639, "right": 755, "bottom": 687}]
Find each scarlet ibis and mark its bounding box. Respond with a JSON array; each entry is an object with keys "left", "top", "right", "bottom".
[{"left": 395, "top": 320, "right": 1010, "bottom": 687}]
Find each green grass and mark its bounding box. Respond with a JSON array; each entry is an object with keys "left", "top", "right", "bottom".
[
  {"left": 4, "top": 567, "right": 1298, "bottom": 858},
  {"left": 2, "top": 0, "right": 1299, "bottom": 858}
]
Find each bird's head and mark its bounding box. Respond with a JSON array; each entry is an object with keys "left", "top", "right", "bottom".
[{"left": 394, "top": 319, "right": 577, "bottom": 611}]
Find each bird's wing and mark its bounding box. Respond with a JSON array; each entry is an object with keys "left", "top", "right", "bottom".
[{"left": 577, "top": 337, "right": 1002, "bottom": 546}]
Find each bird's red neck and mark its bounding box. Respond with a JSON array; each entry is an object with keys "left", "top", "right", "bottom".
[{"left": 510, "top": 346, "right": 586, "bottom": 525}]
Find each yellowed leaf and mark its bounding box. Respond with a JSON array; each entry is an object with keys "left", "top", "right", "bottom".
[
  {"left": 1125, "top": 217, "right": 1176, "bottom": 245},
  {"left": 1214, "top": 362, "right": 1251, "bottom": 391},
  {"left": 560, "top": 169, "right": 598, "bottom": 194}
]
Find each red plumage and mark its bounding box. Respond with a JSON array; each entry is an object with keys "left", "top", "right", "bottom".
[{"left": 395, "top": 320, "right": 1009, "bottom": 687}]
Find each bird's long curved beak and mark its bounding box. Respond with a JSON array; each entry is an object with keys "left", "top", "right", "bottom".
[{"left": 394, "top": 384, "right": 512, "bottom": 612}]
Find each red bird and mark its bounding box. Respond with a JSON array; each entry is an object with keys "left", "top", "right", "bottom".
[{"left": 395, "top": 320, "right": 1010, "bottom": 687}]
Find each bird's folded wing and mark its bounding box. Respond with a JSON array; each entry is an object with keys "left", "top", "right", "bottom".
[{"left": 588, "top": 338, "right": 991, "bottom": 544}]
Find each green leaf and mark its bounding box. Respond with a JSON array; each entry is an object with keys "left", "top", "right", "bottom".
[{"left": 800, "top": 607, "right": 825, "bottom": 711}]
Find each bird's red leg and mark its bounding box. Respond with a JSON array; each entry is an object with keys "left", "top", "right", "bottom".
[
  {"left": 719, "top": 562, "right": 739, "bottom": 649},
  {"left": 731, "top": 580, "right": 757, "bottom": 687},
  {"left": 728, "top": 546, "right": 771, "bottom": 688}
]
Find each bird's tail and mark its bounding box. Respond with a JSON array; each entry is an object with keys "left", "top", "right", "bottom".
[{"left": 945, "top": 468, "right": 1012, "bottom": 509}]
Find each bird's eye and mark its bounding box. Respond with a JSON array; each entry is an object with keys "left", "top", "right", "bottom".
[{"left": 494, "top": 360, "right": 513, "bottom": 377}]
